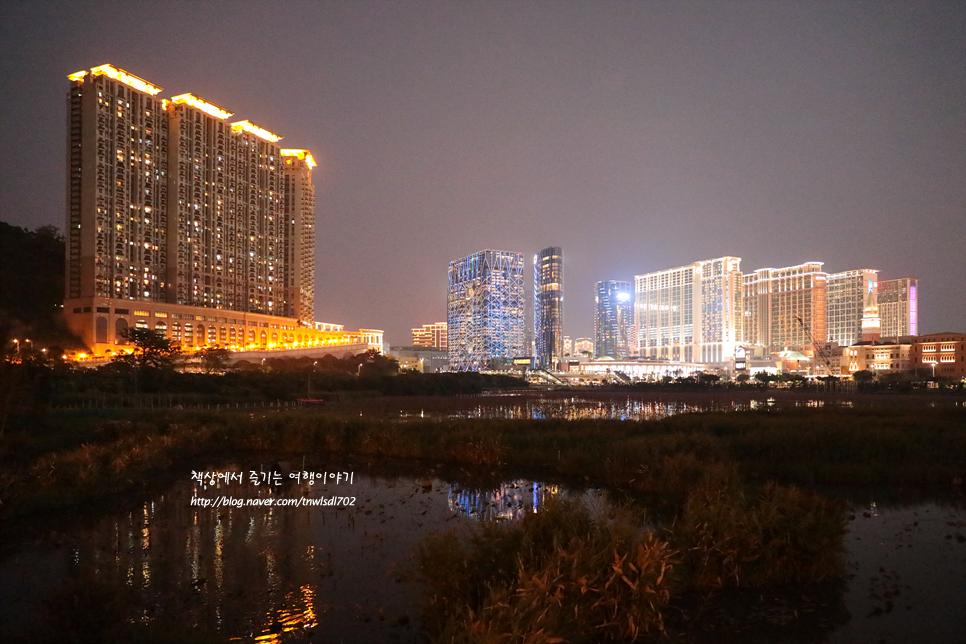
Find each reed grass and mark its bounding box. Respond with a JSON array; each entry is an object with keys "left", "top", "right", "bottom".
[
  {"left": 674, "top": 481, "right": 846, "bottom": 589},
  {"left": 414, "top": 479, "right": 846, "bottom": 642},
  {"left": 415, "top": 498, "right": 678, "bottom": 643},
  {"left": 3, "top": 406, "right": 963, "bottom": 520}
]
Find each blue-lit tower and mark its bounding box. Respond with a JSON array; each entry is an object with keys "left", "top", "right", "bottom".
[
  {"left": 595, "top": 280, "right": 632, "bottom": 359},
  {"left": 448, "top": 250, "right": 525, "bottom": 371},
  {"left": 533, "top": 246, "right": 564, "bottom": 370}
]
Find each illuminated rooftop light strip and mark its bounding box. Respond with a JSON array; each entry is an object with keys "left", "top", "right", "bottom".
[
  {"left": 231, "top": 120, "right": 282, "bottom": 143},
  {"left": 67, "top": 70, "right": 87, "bottom": 82},
  {"left": 171, "top": 93, "right": 233, "bottom": 120},
  {"left": 89, "top": 64, "right": 163, "bottom": 95},
  {"left": 280, "top": 149, "right": 316, "bottom": 169}
]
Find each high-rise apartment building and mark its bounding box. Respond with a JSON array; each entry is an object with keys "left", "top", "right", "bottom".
[
  {"left": 66, "top": 66, "right": 168, "bottom": 304},
  {"left": 166, "top": 93, "right": 284, "bottom": 315},
  {"left": 63, "top": 64, "right": 378, "bottom": 356},
  {"left": 826, "top": 269, "right": 878, "bottom": 347},
  {"left": 635, "top": 257, "right": 742, "bottom": 364},
  {"left": 878, "top": 278, "right": 918, "bottom": 340},
  {"left": 533, "top": 246, "right": 563, "bottom": 370},
  {"left": 594, "top": 280, "right": 632, "bottom": 359},
  {"left": 447, "top": 250, "right": 525, "bottom": 371},
  {"left": 281, "top": 149, "right": 317, "bottom": 321},
  {"left": 742, "top": 263, "right": 827, "bottom": 353},
  {"left": 412, "top": 322, "right": 448, "bottom": 349}
]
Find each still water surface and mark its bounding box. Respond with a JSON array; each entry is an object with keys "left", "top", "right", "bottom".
[
  {"left": 396, "top": 392, "right": 851, "bottom": 421},
  {"left": 2, "top": 464, "right": 964, "bottom": 643}
]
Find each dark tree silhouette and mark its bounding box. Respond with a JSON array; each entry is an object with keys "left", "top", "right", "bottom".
[{"left": 113, "top": 328, "right": 182, "bottom": 371}]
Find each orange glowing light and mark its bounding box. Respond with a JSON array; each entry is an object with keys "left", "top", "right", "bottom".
[
  {"left": 231, "top": 120, "right": 282, "bottom": 143},
  {"left": 171, "top": 93, "right": 233, "bottom": 120},
  {"left": 67, "top": 70, "right": 87, "bottom": 82},
  {"left": 280, "top": 149, "right": 317, "bottom": 169},
  {"left": 89, "top": 64, "right": 162, "bottom": 95}
]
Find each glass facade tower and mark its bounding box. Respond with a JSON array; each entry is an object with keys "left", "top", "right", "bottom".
[
  {"left": 447, "top": 250, "right": 525, "bottom": 371},
  {"left": 595, "top": 280, "right": 632, "bottom": 359},
  {"left": 533, "top": 246, "right": 563, "bottom": 370}
]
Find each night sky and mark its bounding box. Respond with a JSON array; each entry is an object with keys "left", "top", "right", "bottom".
[{"left": 1, "top": 1, "right": 963, "bottom": 343}]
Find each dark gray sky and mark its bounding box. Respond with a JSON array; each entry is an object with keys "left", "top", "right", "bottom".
[{"left": 2, "top": 0, "right": 964, "bottom": 343}]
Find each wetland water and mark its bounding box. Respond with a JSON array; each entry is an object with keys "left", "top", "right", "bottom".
[
  {"left": 2, "top": 463, "right": 964, "bottom": 643},
  {"left": 362, "top": 389, "right": 963, "bottom": 422}
]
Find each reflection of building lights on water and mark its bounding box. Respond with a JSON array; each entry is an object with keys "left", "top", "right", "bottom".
[
  {"left": 255, "top": 584, "right": 319, "bottom": 644},
  {"left": 448, "top": 480, "right": 560, "bottom": 520}
]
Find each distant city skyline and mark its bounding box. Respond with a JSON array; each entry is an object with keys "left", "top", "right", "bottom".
[{"left": 1, "top": 1, "right": 963, "bottom": 342}]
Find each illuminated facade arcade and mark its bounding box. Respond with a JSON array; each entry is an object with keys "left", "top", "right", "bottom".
[
  {"left": 447, "top": 250, "right": 525, "bottom": 371},
  {"left": 64, "top": 64, "right": 375, "bottom": 358},
  {"left": 533, "top": 246, "right": 564, "bottom": 370}
]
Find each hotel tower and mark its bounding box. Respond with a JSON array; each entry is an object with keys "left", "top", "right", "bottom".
[
  {"left": 594, "top": 280, "right": 632, "bottom": 360},
  {"left": 741, "top": 262, "right": 827, "bottom": 354},
  {"left": 634, "top": 257, "right": 742, "bottom": 365},
  {"left": 64, "top": 64, "right": 378, "bottom": 356},
  {"left": 533, "top": 246, "right": 564, "bottom": 370},
  {"left": 447, "top": 250, "right": 525, "bottom": 371}
]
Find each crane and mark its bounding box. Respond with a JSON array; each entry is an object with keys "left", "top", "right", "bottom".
[{"left": 796, "top": 316, "right": 838, "bottom": 379}]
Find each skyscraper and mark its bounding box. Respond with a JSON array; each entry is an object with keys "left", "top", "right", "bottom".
[
  {"left": 166, "top": 93, "right": 284, "bottom": 315},
  {"left": 66, "top": 65, "right": 168, "bottom": 304},
  {"left": 742, "top": 263, "right": 827, "bottom": 353},
  {"left": 63, "top": 64, "right": 376, "bottom": 356},
  {"left": 447, "top": 250, "right": 525, "bottom": 371},
  {"left": 281, "top": 149, "right": 317, "bottom": 322},
  {"left": 878, "top": 278, "right": 918, "bottom": 340},
  {"left": 826, "top": 269, "right": 878, "bottom": 347},
  {"left": 634, "top": 257, "right": 742, "bottom": 364},
  {"left": 594, "top": 280, "right": 632, "bottom": 359},
  {"left": 533, "top": 246, "right": 563, "bottom": 370}
]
